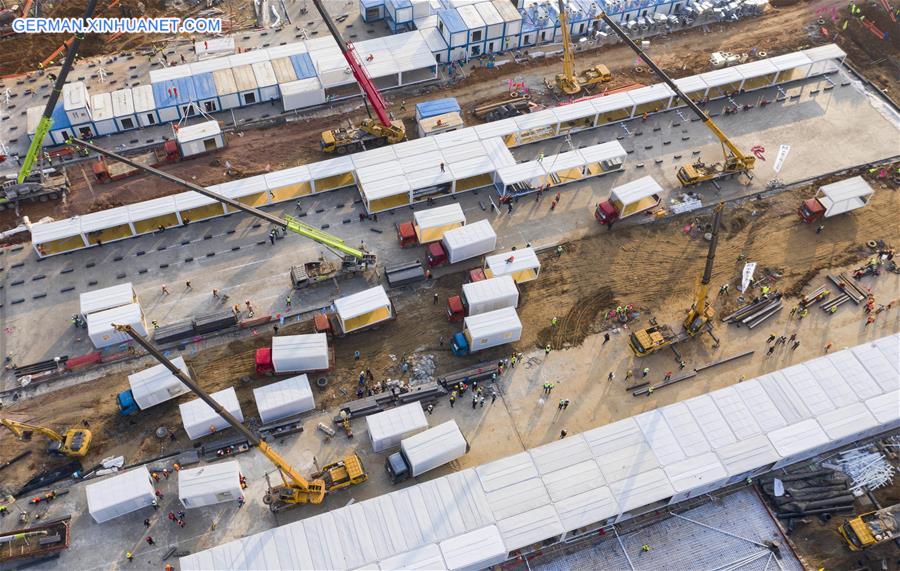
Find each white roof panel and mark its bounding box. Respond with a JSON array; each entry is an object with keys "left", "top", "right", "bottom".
[
  {"left": 543, "top": 149, "right": 585, "bottom": 173},
  {"left": 476, "top": 451, "right": 539, "bottom": 492},
  {"left": 776, "top": 364, "right": 836, "bottom": 415},
  {"left": 769, "top": 51, "right": 812, "bottom": 71},
  {"left": 498, "top": 504, "right": 563, "bottom": 551},
  {"left": 132, "top": 84, "right": 156, "bottom": 113},
  {"left": 356, "top": 161, "right": 404, "bottom": 185},
  {"left": 628, "top": 83, "right": 674, "bottom": 105},
  {"left": 30, "top": 217, "right": 83, "bottom": 244},
  {"left": 823, "top": 349, "right": 883, "bottom": 401},
  {"left": 473, "top": 117, "right": 519, "bottom": 140},
  {"left": 872, "top": 334, "right": 899, "bottom": 368},
  {"left": 308, "top": 155, "right": 354, "bottom": 179},
  {"left": 91, "top": 92, "right": 114, "bottom": 121},
  {"left": 251, "top": 61, "right": 278, "bottom": 87},
  {"left": 392, "top": 137, "right": 440, "bottom": 158},
  {"left": 79, "top": 282, "right": 135, "bottom": 316},
  {"left": 582, "top": 417, "right": 660, "bottom": 483},
  {"left": 851, "top": 342, "right": 900, "bottom": 392},
  {"left": 474, "top": 1, "right": 503, "bottom": 25},
  {"left": 734, "top": 59, "right": 778, "bottom": 80},
  {"left": 865, "top": 390, "right": 900, "bottom": 425},
  {"left": 552, "top": 100, "right": 598, "bottom": 123},
  {"left": 635, "top": 410, "right": 686, "bottom": 466},
  {"left": 484, "top": 247, "right": 539, "bottom": 277},
  {"left": 496, "top": 161, "right": 546, "bottom": 185},
  {"left": 682, "top": 395, "right": 737, "bottom": 449},
  {"left": 304, "top": 512, "right": 348, "bottom": 570},
  {"left": 580, "top": 140, "right": 627, "bottom": 163},
  {"left": 80, "top": 207, "right": 131, "bottom": 232},
  {"left": 265, "top": 165, "right": 311, "bottom": 188},
  {"left": 802, "top": 357, "right": 859, "bottom": 408},
  {"left": 660, "top": 403, "right": 711, "bottom": 457},
  {"left": 174, "top": 190, "right": 221, "bottom": 210},
  {"left": 542, "top": 459, "right": 605, "bottom": 502},
  {"left": 439, "top": 525, "right": 506, "bottom": 571},
  {"left": 554, "top": 486, "right": 619, "bottom": 532},
  {"left": 440, "top": 141, "right": 486, "bottom": 165},
  {"left": 609, "top": 468, "right": 675, "bottom": 512},
  {"left": 229, "top": 49, "right": 271, "bottom": 67},
  {"left": 817, "top": 402, "right": 878, "bottom": 441},
  {"left": 457, "top": 4, "right": 486, "bottom": 28},
  {"left": 179, "top": 387, "right": 244, "bottom": 439},
  {"left": 352, "top": 146, "right": 399, "bottom": 170},
  {"left": 406, "top": 166, "right": 453, "bottom": 190},
  {"left": 611, "top": 175, "right": 663, "bottom": 205},
  {"left": 214, "top": 174, "right": 268, "bottom": 200},
  {"left": 715, "top": 434, "right": 780, "bottom": 476},
  {"left": 673, "top": 75, "right": 708, "bottom": 93},
  {"left": 149, "top": 65, "right": 192, "bottom": 83},
  {"left": 335, "top": 286, "right": 391, "bottom": 320},
  {"left": 400, "top": 150, "right": 445, "bottom": 174},
  {"left": 699, "top": 67, "right": 743, "bottom": 87},
  {"left": 126, "top": 195, "right": 178, "bottom": 223},
  {"left": 189, "top": 57, "right": 233, "bottom": 74},
  {"left": 733, "top": 378, "right": 792, "bottom": 429},
  {"left": 663, "top": 452, "right": 728, "bottom": 493},
  {"left": 330, "top": 507, "right": 380, "bottom": 570},
  {"left": 128, "top": 355, "right": 190, "bottom": 410},
  {"left": 380, "top": 544, "right": 446, "bottom": 570},
  {"left": 414, "top": 203, "right": 465, "bottom": 229},
  {"left": 803, "top": 43, "right": 846, "bottom": 62},
  {"left": 434, "top": 127, "right": 480, "bottom": 149},
  {"left": 767, "top": 419, "right": 829, "bottom": 458},
  {"left": 482, "top": 137, "right": 516, "bottom": 169},
  {"left": 253, "top": 374, "right": 316, "bottom": 423},
  {"left": 449, "top": 156, "right": 495, "bottom": 179},
  {"left": 591, "top": 92, "right": 635, "bottom": 115},
  {"left": 514, "top": 108, "right": 557, "bottom": 131},
  {"left": 483, "top": 477, "right": 550, "bottom": 520},
  {"left": 529, "top": 434, "right": 593, "bottom": 474},
  {"left": 266, "top": 43, "right": 309, "bottom": 59},
  {"left": 820, "top": 176, "right": 875, "bottom": 204},
  {"left": 710, "top": 386, "right": 764, "bottom": 439},
  {"left": 363, "top": 177, "right": 411, "bottom": 201}
]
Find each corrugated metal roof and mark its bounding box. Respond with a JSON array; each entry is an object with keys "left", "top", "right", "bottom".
[{"left": 416, "top": 97, "right": 461, "bottom": 119}]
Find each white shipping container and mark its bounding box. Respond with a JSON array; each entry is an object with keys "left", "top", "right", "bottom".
[
  {"left": 281, "top": 77, "right": 326, "bottom": 111},
  {"left": 441, "top": 219, "right": 496, "bottom": 264},
  {"left": 87, "top": 303, "right": 148, "bottom": 349},
  {"left": 128, "top": 356, "right": 191, "bottom": 411},
  {"left": 462, "top": 275, "right": 518, "bottom": 315},
  {"left": 86, "top": 467, "right": 155, "bottom": 523},
  {"left": 180, "top": 387, "right": 244, "bottom": 440},
  {"left": 463, "top": 307, "right": 522, "bottom": 352},
  {"left": 253, "top": 374, "right": 316, "bottom": 424},
  {"left": 176, "top": 120, "right": 225, "bottom": 158},
  {"left": 367, "top": 402, "right": 429, "bottom": 452},
  {"left": 413, "top": 203, "right": 466, "bottom": 243},
  {"left": 401, "top": 420, "right": 468, "bottom": 477},
  {"left": 80, "top": 282, "right": 137, "bottom": 316},
  {"left": 272, "top": 333, "right": 330, "bottom": 373},
  {"left": 815, "top": 176, "right": 874, "bottom": 218},
  {"left": 179, "top": 460, "right": 243, "bottom": 508}
]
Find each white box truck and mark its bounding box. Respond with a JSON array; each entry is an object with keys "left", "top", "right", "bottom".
[
  {"left": 386, "top": 420, "right": 468, "bottom": 483},
  {"left": 594, "top": 175, "right": 662, "bottom": 228},
  {"left": 451, "top": 306, "right": 523, "bottom": 356},
  {"left": 428, "top": 219, "right": 497, "bottom": 267},
  {"left": 447, "top": 275, "right": 519, "bottom": 321},
  {"left": 798, "top": 176, "right": 874, "bottom": 223},
  {"left": 254, "top": 333, "right": 331, "bottom": 375}
]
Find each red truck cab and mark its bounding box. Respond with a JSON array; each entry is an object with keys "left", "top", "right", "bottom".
[
  {"left": 397, "top": 221, "right": 418, "bottom": 247},
  {"left": 447, "top": 295, "right": 465, "bottom": 321},
  {"left": 798, "top": 198, "right": 824, "bottom": 223},
  {"left": 313, "top": 313, "right": 333, "bottom": 336},
  {"left": 255, "top": 348, "right": 274, "bottom": 375},
  {"left": 467, "top": 268, "right": 486, "bottom": 283},
  {"left": 595, "top": 200, "right": 619, "bottom": 226},
  {"left": 426, "top": 242, "right": 447, "bottom": 267}
]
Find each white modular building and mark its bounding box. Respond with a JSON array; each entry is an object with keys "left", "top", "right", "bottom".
[
  {"left": 86, "top": 303, "right": 148, "bottom": 348},
  {"left": 367, "top": 402, "right": 430, "bottom": 452},
  {"left": 79, "top": 282, "right": 138, "bottom": 317},
  {"left": 334, "top": 286, "right": 394, "bottom": 334},
  {"left": 441, "top": 219, "right": 497, "bottom": 264},
  {"left": 175, "top": 121, "right": 225, "bottom": 158},
  {"left": 463, "top": 306, "right": 523, "bottom": 352},
  {"left": 179, "top": 387, "right": 244, "bottom": 440},
  {"left": 110, "top": 88, "right": 138, "bottom": 131},
  {"left": 253, "top": 374, "right": 316, "bottom": 424},
  {"left": 271, "top": 334, "right": 330, "bottom": 373},
  {"left": 131, "top": 84, "right": 159, "bottom": 127},
  {"left": 85, "top": 467, "right": 155, "bottom": 523},
  {"left": 178, "top": 460, "right": 243, "bottom": 508},
  {"left": 461, "top": 275, "right": 519, "bottom": 316},
  {"left": 413, "top": 203, "right": 466, "bottom": 243},
  {"left": 813, "top": 176, "right": 874, "bottom": 218},
  {"left": 90, "top": 92, "right": 117, "bottom": 136},
  {"left": 62, "top": 81, "right": 93, "bottom": 130},
  {"left": 127, "top": 356, "right": 191, "bottom": 411},
  {"left": 280, "top": 77, "right": 326, "bottom": 111},
  {"left": 484, "top": 247, "right": 541, "bottom": 284}
]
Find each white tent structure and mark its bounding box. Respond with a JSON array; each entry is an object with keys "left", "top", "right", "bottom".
[{"left": 334, "top": 286, "right": 394, "bottom": 334}]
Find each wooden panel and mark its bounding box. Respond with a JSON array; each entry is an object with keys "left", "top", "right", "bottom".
[
  {"left": 86, "top": 224, "right": 134, "bottom": 245},
  {"left": 369, "top": 192, "right": 410, "bottom": 212},
  {"left": 455, "top": 173, "right": 493, "bottom": 192},
  {"left": 270, "top": 181, "right": 312, "bottom": 202},
  {"left": 133, "top": 213, "right": 180, "bottom": 235},
  {"left": 342, "top": 306, "right": 391, "bottom": 332}
]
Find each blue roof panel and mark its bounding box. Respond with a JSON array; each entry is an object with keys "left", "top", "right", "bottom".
[
  {"left": 290, "top": 53, "right": 317, "bottom": 80},
  {"left": 389, "top": 0, "right": 412, "bottom": 8},
  {"left": 50, "top": 103, "right": 71, "bottom": 128},
  {"left": 416, "top": 97, "right": 461, "bottom": 119},
  {"left": 360, "top": 0, "right": 383, "bottom": 7},
  {"left": 152, "top": 77, "right": 196, "bottom": 108},
  {"left": 438, "top": 9, "right": 466, "bottom": 33},
  {"left": 191, "top": 73, "right": 217, "bottom": 100}
]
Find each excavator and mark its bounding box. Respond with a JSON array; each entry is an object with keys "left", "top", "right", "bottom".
[
  {"left": 553, "top": 0, "right": 612, "bottom": 95},
  {"left": 70, "top": 138, "right": 375, "bottom": 278},
  {"left": 629, "top": 203, "right": 723, "bottom": 357},
  {"left": 112, "top": 324, "right": 367, "bottom": 511},
  {"left": 311, "top": 0, "right": 405, "bottom": 154},
  {"left": 1, "top": 419, "right": 92, "bottom": 458},
  {"left": 596, "top": 12, "right": 755, "bottom": 187}
]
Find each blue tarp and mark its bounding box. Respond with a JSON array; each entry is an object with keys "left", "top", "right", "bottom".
[
  {"left": 416, "top": 97, "right": 461, "bottom": 119},
  {"left": 191, "top": 73, "right": 218, "bottom": 100},
  {"left": 290, "top": 53, "right": 317, "bottom": 80},
  {"left": 437, "top": 9, "right": 466, "bottom": 34},
  {"left": 50, "top": 103, "right": 71, "bottom": 128},
  {"left": 152, "top": 77, "right": 196, "bottom": 108}
]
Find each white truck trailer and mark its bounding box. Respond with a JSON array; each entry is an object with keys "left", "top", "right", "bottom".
[
  {"left": 798, "top": 176, "right": 874, "bottom": 223},
  {"left": 386, "top": 420, "right": 468, "bottom": 483},
  {"left": 428, "top": 219, "right": 497, "bottom": 266}
]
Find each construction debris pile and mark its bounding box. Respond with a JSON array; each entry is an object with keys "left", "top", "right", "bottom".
[
  {"left": 830, "top": 447, "right": 896, "bottom": 494},
  {"left": 760, "top": 468, "right": 857, "bottom": 521}
]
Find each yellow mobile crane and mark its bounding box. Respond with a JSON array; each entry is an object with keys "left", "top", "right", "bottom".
[
  {"left": 596, "top": 12, "right": 755, "bottom": 186},
  {"left": 554, "top": 0, "right": 611, "bottom": 95},
  {"left": 629, "top": 203, "right": 723, "bottom": 357},
  {"left": 113, "top": 324, "right": 367, "bottom": 511},
  {"left": 70, "top": 138, "right": 375, "bottom": 278},
  {"left": 1, "top": 419, "right": 92, "bottom": 458}
]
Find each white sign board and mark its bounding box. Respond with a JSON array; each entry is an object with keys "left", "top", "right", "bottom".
[
  {"left": 740, "top": 262, "right": 757, "bottom": 292},
  {"left": 773, "top": 144, "right": 791, "bottom": 173}
]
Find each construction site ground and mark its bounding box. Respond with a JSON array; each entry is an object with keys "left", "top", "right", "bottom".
[{"left": 0, "top": 177, "right": 897, "bottom": 570}]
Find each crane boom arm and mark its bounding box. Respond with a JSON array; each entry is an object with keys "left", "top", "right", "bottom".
[
  {"left": 17, "top": 0, "right": 101, "bottom": 183},
  {"left": 70, "top": 138, "right": 370, "bottom": 261},
  {"left": 111, "top": 324, "right": 315, "bottom": 492},
  {"left": 309, "top": 0, "right": 392, "bottom": 128},
  {"left": 1, "top": 419, "right": 64, "bottom": 442},
  {"left": 557, "top": 0, "right": 576, "bottom": 85},
  {"left": 597, "top": 12, "right": 750, "bottom": 164}
]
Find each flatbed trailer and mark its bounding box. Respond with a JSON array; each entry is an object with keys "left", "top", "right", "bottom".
[{"left": 0, "top": 516, "right": 72, "bottom": 565}]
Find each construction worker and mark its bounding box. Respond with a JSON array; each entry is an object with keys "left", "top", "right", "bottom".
[
  {"left": 766, "top": 333, "right": 776, "bottom": 343},
  {"left": 285, "top": 295, "right": 292, "bottom": 308},
  {"left": 664, "top": 371, "right": 672, "bottom": 381},
  {"left": 545, "top": 344, "right": 551, "bottom": 355},
  {"left": 642, "top": 367, "right": 650, "bottom": 378},
  {"left": 551, "top": 316, "right": 558, "bottom": 327},
  {"left": 126, "top": 551, "right": 134, "bottom": 562},
  {"left": 146, "top": 536, "right": 155, "bottom": 546},
  {"left": 556, "top": 245, "right": 563, "bottom": 257},
  {"left": 625, "top": 369, "right": 633, "bottom": 381},
  {"left": 608, "top": 371, "right": 614, "bottom": 381},
  {"left": 449, "top": 394, "right": 456, "bottom": 408},
  {"left": 647, "top": 386, "right": 654, "bottom": 397},
  {"left": 641, "top": 544, "right": 650, "bottom": 553},
  {"left": 559, "top": 429, "right": 567, "bottom": 439},
  {"left": 798, "top": 308, "right": 809, "bottom": 319},
  {"left": 547, "top": 382, "right": 555, "bottom": 393}
]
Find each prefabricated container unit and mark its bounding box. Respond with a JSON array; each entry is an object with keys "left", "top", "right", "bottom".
[
  {"left": 733, "top": 59, "right": 778, "bottom": 92},
  {"left": 271, "top": 333, "right": 330, "bottom": 373},
  {"left": 463, "top": 306, "right": 522, "bottom": 352},
  {"left": 492, "top": 0, "right": 522, "bottom": 51},
  {"left": 386, "top": 0, "right": 414, "bottom": 31},
  {"left": 253, "top": 374, "right": 316, "bottom": 424},
  {"left": 111, "top": 88, "right": 138, "bottom": 131},
  {"left": 413, "top": 203, "right": 466, "bottom": 243},
  {"left": 442, "top": 219, "right": 497, "bottom": 264},
  {"left": 79, "top": 282, "right": 138, "bottom": 317},
  {"left": 87, "top": 303, "right": 148, "bottom": 349},
  {"left": 475, "top": 1, "right": 505, "bottom": 53},
  {"left": 229, "top": 51, "right": 267, "bottom": 106},
  {"left": 85, "top": 466, "right": 155, "bottom": 523},
  {"left": 176, "top": 120, "right": 225, "bottom": 158},
  {"left": 179, "top": 460, "right": 243, "bottom": 508},
  {"left": 698, "top": 67, "right": 744, "bottom": 99},
  {"left": 609, "top": 175, "right": 663, "bottom": 217},
  {"left": 90, "top": 92, "right": 118, "bottom": 136},
  {"left": 132, "top": 84, "right": 160, "bottom": 127},
  {"left": 418, "top": 111, "right": 465, "bottom": 137},
  {"left": 179, "top": 387, "right": 244, "bottom": 440},
  {"left": 80, "top": 207, "right": 133, "bottom": 245},
  {"left": 360, "top": 0, "right": 386, "bottom": 22},
  {"left": 462, "top": 275, "right": 519, "bottom": 315},
  {"left": 280, "top": 77, "right": 326, "bottom": 112},
  {"left": 127, "top": 356, "right": 191, "bottom": 411},
  {"left": 252, "top": 60, "right": 280, "bottom": 101},
  {"left": 333, "top": 286, "right": 394, "bottom": 334},
  {"left": 421, "top": 26, "right": 450, "bottom": 63},
  {"left": 367, "top": 402, "right": 429, "bottom": 452},
  {"left": 440, "top": 525, "right": 507, "bottom": 571},
  {"left": 457, "top": 5, "right": 487, "bottom": 58},
  {"left": 416, "top": 97, "right": 462, "bottom": 121},
  {"left": 150, "top": 66, "right": 197, "bottom": 121},
  {"left": 62, "top": 81, "right": 93, "bottom": 125},
  {"left": 815, "top": 176, "right": 874, "bottom": 218},
  {"left": 212, "top": 67, "right": 241, "bottom": 110},
  {"left": 484, "top": 247, "right": 541, "bottom": 283},
  {"left": 30, "top": 217, "right": 86, "bottom": 257},
  {"left": 26, "top": 106, "right": 53, "bottom": 147},
  {"left": 401, "top": 420, "right": 467, "bottom": 476},
  {"left": 437, "top": 9, "right": 469, "bottom": 57},
  {"left": 803, "top": 43, "right": 846, "bottom": 77},
  {"left": 195, "top": 37, "right": 235, "bottom": 60},
  {"left": 190, "top": 72, "right": 221, "bottom": 113}
]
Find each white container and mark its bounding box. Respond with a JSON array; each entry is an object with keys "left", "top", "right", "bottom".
[
  {"left": 87, "top": 303, "right": 148, "bottom": 348},
  {"left": 272, "top": 334, "right": 329, "bottom": 373},
  {"left": 367, "top": 402, "right": 429, "bottom": 452},
  {"left": 176, "top": 120, "right": 225, "bottom": 158},
  {"left": 413, "top": 203, "right": 466, "bottom": 243},
  {"left": 814, "top": 176, "right": 874, "bottom": 218},
  {"left": 462, "top": 275, "right": 518, "bottom": 316},
  {"left": 439, "top": 525, "right": 507, "bottom": 571},
  {"left": 401, "top": 420, "right": 467, "bottom": 477},
  {"left": 281, "top": 77, "right": 327, "bottom": 111},
  {"left": 608, "top": 175, "right": 663, "bottom": 218},
  {"left": 441, "top": 219, "right": 496, "bottom": 264},
  {"left": 463, "top": 307, "right": 522, "bottom": 352},
  {"left": 90, "top": 92, "right": 118, "bottom": 136},
  {"left": 86, "top": 467, "right": 155, "bottom": 523},
  {"left": 179, "top": 460, "right": 243, "bottom": 508},
  {"left": 128, "top": 356, "right": 191, "bottom": 411},
  {"left": 180, "top": 387, "right": 244, "bottom": 440},
  {"left": 484, "top": 247, "right": 541, "bottom": 284},
  {"left": 334, "top": 286, "right": 394, "bottom": 334},
  {"left": 80, "top": 282, "right": 137, "bottom": 317},
  {"left": 253, "top": 374, "right": 316, "bottom": 424}
]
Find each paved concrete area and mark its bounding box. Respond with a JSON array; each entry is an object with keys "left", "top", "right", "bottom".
[
  {"left": 0, "top": 68, "right": 897, "bottom": 388},
  {"left": 534, "top": 489, "right": 803, "bottom": 571}
]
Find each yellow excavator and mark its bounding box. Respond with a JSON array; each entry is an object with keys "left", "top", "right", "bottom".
[
  {"left": 596, "top": 12, "right": 755, "bottom": 187},
  {"left": 113, "top": 324, "right": 367, "bottom": 511},
  {"left": 1, "top": 419, "right": 92, "bottom": 458},
  {"left": 554, "top": 0, "right": 612, "bottom": 95},
  {"left": 629, "top": 203, "right": 723, "bottom": 357}
]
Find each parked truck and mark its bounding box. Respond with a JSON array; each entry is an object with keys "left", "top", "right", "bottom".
[
  {"left": 396, "top": 203, "right": 466, "bottom": 248},
  {"left": 427, "top": 219, "right": 497, "bottom": 268},
  {"left": 255, "top": 333, "right": 332, "bottom": 375},
  {"left": 451, "top": 307, "right": 523, "bottom": 356},
  {"left": 447, "top": 276, "right": 519, "bottom": 322},
  {"left": 386, "top": 420, "right": 468, "bottom": 483},
  {"left": 595, "top": 175, "right": 663, "bottom": 228},
  {"left": 798, "top": 176, "right": 874, "bottom": 223},
  {"left": 117, "top": 357, "right": 191, "bottom": 415}
]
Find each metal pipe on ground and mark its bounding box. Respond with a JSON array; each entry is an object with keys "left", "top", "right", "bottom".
[
  {"left": 775, "top": 506, "right": 855, "bottom": 519},
  {"left": 722, "top": 297, "right": 774, "bottom": 323},
  {"left": 747, "top": 303, "right": 783, "bottom": 329},
  {"left": 800, "top": 285, "right": 827, "bottom": 306},
  {"left": 740, "top": 298, "right": 781, "bottom": 325}
]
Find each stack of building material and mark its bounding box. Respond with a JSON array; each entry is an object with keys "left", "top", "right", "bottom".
[
  {"left": 759, "top": 467, "right": 854, "bottom": 519},
  {"left": 721, "top": 294, "right": 783, "bottom": 329}
]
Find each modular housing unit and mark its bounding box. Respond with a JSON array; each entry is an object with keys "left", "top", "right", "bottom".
[
  {"left": 180, "top": 387, "right": 244, "bottom": 440},
  {"left": 463, "top": 306, "right": 522, "bottom": 351},
  {"left": 366, "top": 402, "right": 429, "bottom": 452},
  {"left": 280, "top": 77, "right": 326, "bottom": 112},
  {"left": 150, "top": 66, "right": 197, "bottom": 121},
  {"left": 270, "top": 334, "right": 330, "bottom": 373},
  {"left": 461, "top": 275, "right": 519, "bottom": 315},
  {"left": 179, "top": 460, "right": 243, "bottom": 508},
  {"left": 127, "top": 356, "right": 191, "bottom": 410},
  {"left": 86, "top": 467, "right": 155, "bottom": 523},
  {"left": 413, "top": 203, "right": 466, "bottom": 243},
  {"left": 62, "top": 81, "right": 93, "bottom": 134},
  {"left": 229, "top": 50, "right": 267, "bottom": 106},
  {"left": 175, "top": 121, "right": 225, "bottom": 157},
  {"left": 386, "top": 0, "right": 414, "bottom": 31},
  {"left": 87, "top": 303, "right": 148, "bottom": 348},
  {"left": 253, "top": 374, "right": 316, "bottom": 424},
  {"left": 609, "top": 175, "right": 664, "bottom": 217},
  {"left": 79, "top": 282, "right": 138, "bottom": 317},
  {"left": 251, "top": 59, "right": 280, "bottom": 101},
  {"left": 128, "top": 196, "right": 181, "bottom": 234},
  {"left": 813, "top": 176, "right": 874, "bottom": 218},
  {"left": 333, "top": 286, "right": 394, "bottom": 334},
  {"left": 442, "top": 219, "right": 497, "bottom": 264},
  {"left": 360, "top": 0, "right": 386, "bottom": 22},
  {"left": 265, "top": 165, "right": 312, "bottom": 201},
  {"left": 189, "top": 70, "right": 222, "bottom": 114},
  {"left": 90, "top": 92, "right": 117, "bottom": 136},
  {"left": 132, "top": 84, "right": 160, "bottom": 127},
  {"left": 484, "top": 247, "right": 540, "bottom": 283},
  {"left": 110, "top": 88, "right": 138, "bottom": 131}
]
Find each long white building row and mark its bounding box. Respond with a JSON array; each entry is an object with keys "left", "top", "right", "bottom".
[
  {"left": 180, "top": 334, "right": 899, "bottom": 570},
  {"left": 29, "top": 45, "right": 845, "bottom": 258}
]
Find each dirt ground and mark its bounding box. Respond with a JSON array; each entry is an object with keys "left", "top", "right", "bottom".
[
  {"left": 3, "top": 0, "right": 897, "bottom": 233},
  {"left": 0, "top": 168, "right": 896, "bottom": 493}
]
